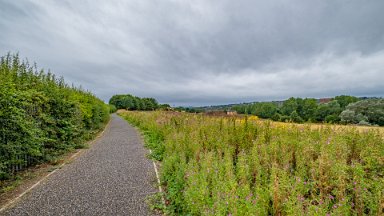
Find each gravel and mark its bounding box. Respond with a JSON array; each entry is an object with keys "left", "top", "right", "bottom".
[{"left": 2, "top": 114, "right": 159, "bottom": 216}]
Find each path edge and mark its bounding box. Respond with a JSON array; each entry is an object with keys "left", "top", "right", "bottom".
[{"left": 0, "top": 117, "right": 112, "bottom": 213}]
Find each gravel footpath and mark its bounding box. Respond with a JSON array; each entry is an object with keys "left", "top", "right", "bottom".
[{"left": 2, "top": 114, "right": 158, "bottom": 216}]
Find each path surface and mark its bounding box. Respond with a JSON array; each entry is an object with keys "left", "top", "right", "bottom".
[{"left": 2, "top": 114, "right": 158, "bottom": 216}]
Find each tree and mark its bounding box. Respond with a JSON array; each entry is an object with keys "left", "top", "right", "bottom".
[
  {"left": 108, "top": 95, "right": 125, "bottom": 109},
  {"left": 109, "top": 94, "right": 160, "bottom": 111},
  {"left": 290, "top": 110, "right": 303, "bottom": 123},
  {"left": 143, "top": 98, "right": 159, "bottom": 110},
  {"left": 334, "top": 95, "right": 359, "bottom": 108},
  {"left": 340, "top": 99, "right": 384, "bottom": 126},
  {"left": 281, "top": 97, "right": 298, "bottom": 116},
  {"left": 314, "top": 100, "right": 342, "bottom": 122},
  {"left": 159, "top": 104, "right": 171, "bottom": 110},
  {"left": 300, "top": 98, "right": 318, "bottom": 121},
  {"left": 252, "top": 102, "right": 278, "bottom": 119},
  {"left": 233, "top": 104, "right": 248, "bottom": 114}
]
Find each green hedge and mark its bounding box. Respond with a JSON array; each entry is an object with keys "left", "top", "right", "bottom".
[{"left": 0, "top": 53, "right": 110, "bottom": 179}]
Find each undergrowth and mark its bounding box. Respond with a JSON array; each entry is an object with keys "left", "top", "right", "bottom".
[{"left": 120, "top": 111, "right": 384, "bottom": 216}]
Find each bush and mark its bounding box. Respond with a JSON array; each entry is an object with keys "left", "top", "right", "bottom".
[
  {"left": 0, "top": 53, "right": 109, "bottom": 179},
  {"left": 324, "top": 114, "right": 340, "bottom": 123},
  {"left": 290, "top": 111, "right": 303, "bottom": 123},
  {"left": 109, "top": 104, "right": 117, "bottom": 113},
  {"left": 340, "top": 99, "right": 384, "bottom": 126}
]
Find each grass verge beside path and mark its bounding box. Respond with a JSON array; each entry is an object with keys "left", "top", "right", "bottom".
[{"left": 119, "top": 110, "right": 383, "bottom": 216}]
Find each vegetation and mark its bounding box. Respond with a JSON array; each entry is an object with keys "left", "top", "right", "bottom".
[
  {"left": 174, "top": 107, "right": 204, "bottom": 113},
  {"left": 0, "top": 53, "right": 110, "bottom": 180},
  {"left": 232, "top": 96, "right": 383, "bottom": 126},
  {"left": 120, "top": 111, "right": 383, "bottom": 215},
  {"left": 109, "top": 104, "right": 117, "bottom": 113},
  {"left": 109, "top": 94, "right": 159, "bottom": 111},
  {"left": 340, "top": 99, "right": 384, "bottom": 126}
]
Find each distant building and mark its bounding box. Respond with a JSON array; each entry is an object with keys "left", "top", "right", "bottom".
[
  {"left": 226, "top": 111, "right": 237, "bottom": 116},
  {"left": 318, "top": 98, "right": 332, "bottom": 104}
]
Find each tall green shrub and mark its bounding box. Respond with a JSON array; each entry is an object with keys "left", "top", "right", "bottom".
[{"left": 0, "top": 53, "right": 109, "bottom": 179}]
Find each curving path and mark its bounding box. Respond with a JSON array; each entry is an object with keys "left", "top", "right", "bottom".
[{"left": 2, "top": 114, "right": 158, "bottom": 216}]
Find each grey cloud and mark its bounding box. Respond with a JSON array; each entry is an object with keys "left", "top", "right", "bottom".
[{"left": 1, "top": 0, "right": 384, "bottom": 106}]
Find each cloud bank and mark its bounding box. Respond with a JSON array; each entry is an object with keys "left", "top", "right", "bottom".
[{"left": 1, "top": 0, "right": 384, "bottom": 106}]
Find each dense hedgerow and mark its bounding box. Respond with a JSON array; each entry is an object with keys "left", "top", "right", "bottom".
[
  {"left": 0, "top": 53, "right": 110, "bottom": 179},
  {"left": 121, "top": 111, "right": 384, "bottom": 216}
]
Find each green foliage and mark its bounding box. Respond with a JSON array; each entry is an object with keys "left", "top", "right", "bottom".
[
  {"left": 108, "top": 104, "right": 117, "bottom": 113},
  {"left": 159, "top": 104, "right": 171, "bottom": 110},
  {"left": 315, "top": 100, "right": 342, "bottom": 122},
  {"left": 174, "top": 107, "right": 203, "bottom": 113},
  {"left": 0, "top": 53, "right": 109, "bottom": 179},
  {"left": 290, "top": 110, "right": 303, "bottom": 123},
  {"left": 252, "top": 102, "right": 278, "bottom": 119},
  {"left": 109, "top": 94, "right": 159, "bottom": 111},
  {"left": 121, "top": 111, "right": 384, "bottom": 215},
  {"left": 281, "top": 97, "right": 299, "bottom": 116},
  {"left": 340, "top": 99, "right": 384, "bottom": 126},
  {"left": 335, "top": 95, "right": 359, "bottom": 108},
  {"left": 299, "top": 98, "right": 318, "bottom": 121},
  {"left": 232, "top": 96, "right": 371, "bottom": 124}
]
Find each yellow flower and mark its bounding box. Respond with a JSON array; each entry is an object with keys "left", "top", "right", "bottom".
[{"left": 248, "top": 116, "right": 259, "bottom": 121}]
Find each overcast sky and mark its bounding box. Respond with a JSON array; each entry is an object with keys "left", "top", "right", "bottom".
[{"left": 1, "top": 0, "right": 384, "bottom": 106}]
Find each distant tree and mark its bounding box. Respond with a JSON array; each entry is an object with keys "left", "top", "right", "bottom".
[
  {"left": 271, "top": 113, "right": 281, "bottom": 121},
  {"left": 233, "top": 104, "right": 251, "bottom": 114},
  {"left": 109, "top": 95, "right": 126, "bottom": 109},
  {"left": 280, "top": 115, "right": 290, "bottom": 122},
  {"left": 281, "top": 97, "right": 298, "bottom": 116},
  {"left": 340, "top": 99, "right": 384, "bottom": 126},
  {"left": 324, "top": 114, "right": 340, "bottom": 123},
  {"left": 250, "top": 102, "right": 278, "bottom": 118},
  {"left": 300, "top": 98, "right": 318, "bottom": 121},
  {"left": 334, "top": 95, "right": 359, "bottom": 108},
  {"left": 314, "top": 100, "right": 342, "bottom": 122},
  {"left": 339, "top": 110, "right": 369, "bottom": 125},
  {"left": 290, "top": 110, "right": 303, "bottom": 123},
  {"left": 142, "top": 98, "right": 159, "bottom": 110},
  {"left": 159, "top": 104, "right": 171, "bottom": 110},
  {"left": 235, "top": 105, "right": 245, "bottom": 114},
  {"left": 121, "top": 95, "right": 135, "bottom": 110},
  {"left": 109, "top": 94, "right": 160, "bottom": 111}
]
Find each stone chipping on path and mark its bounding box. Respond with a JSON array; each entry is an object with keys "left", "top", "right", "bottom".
[{"left": 2, "top": 114, "right": 159, "bottom": 216}]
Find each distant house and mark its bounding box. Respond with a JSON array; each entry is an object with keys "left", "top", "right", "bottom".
[
  {"left": 319, "top": 98, "right": 332, "bottom": 104},
  {"left": 226, "top": 111, "right": 237, "bottom": 116}
]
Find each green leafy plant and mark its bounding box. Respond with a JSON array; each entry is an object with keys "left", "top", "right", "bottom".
[
  {"left": 120, "top": 111, "right": 384, "bottom": 215},
  {"left": 0, "top": 53, "right": 109, "bottom": 180}
]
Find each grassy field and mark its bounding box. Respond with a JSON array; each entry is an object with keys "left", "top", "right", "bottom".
[{"left": 119, "top": 111, "right": 384, "bottom": 215}]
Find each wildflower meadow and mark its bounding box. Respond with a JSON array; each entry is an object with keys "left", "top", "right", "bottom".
[{"left": 120, "top": 111, "right": 383, "bottom": 215}]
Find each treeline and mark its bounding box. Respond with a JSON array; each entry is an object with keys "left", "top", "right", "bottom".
[
  {"left": 109, "top": 94, "right": 170, "bottom": 111},
  {"left": 233, "top": 95, "right": 384, "bottom": 126},
  {"left": 0, "top": 53, "right": 110, "bottom": 179},
  {"left": 174, "top": 107, "right": 204, "bottom": 113}
]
